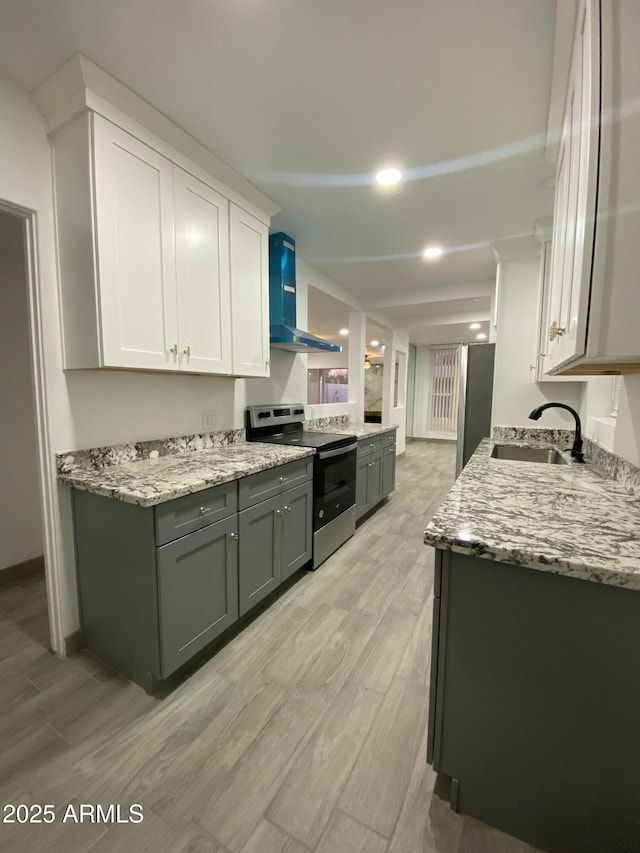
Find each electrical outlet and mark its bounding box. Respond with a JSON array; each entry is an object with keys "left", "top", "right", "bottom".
[{"left": 202, "top": 411, "right": 216, "bottom": 431}]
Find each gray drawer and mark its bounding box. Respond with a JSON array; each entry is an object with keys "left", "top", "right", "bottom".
[
  {"left": 155, "top": 480, "right": 237, "bottom": 546},
  {"left": 383, "top": 430, "right": 397, "bottom": 447},
  {"left": 238, "top": 457, "right": 313, "bottom": 510},
  {"left": 357, "top": 436, "right": 384, "bottom": 458}
]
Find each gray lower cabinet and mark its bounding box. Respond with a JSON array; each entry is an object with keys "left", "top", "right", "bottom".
[
  {"left": 356, "top": 430, "right": 396, "bottom": 520},
  {"left": 73, "top": 481, "right": 238, "bottom": 692},
  {"left": 157, "top": 514, "right": 238, "bottom": 677},
  {"left": 238, "top": 479, "right": 313, "bottom": 616},
  {"left": 427, "top": 549, "right": 640, "bottom": 852},
  {"left": 382, "top": 441, "right": 396, "bottom": 498},
  {"left": 238, "top": 494, "right": 281, "bottom": 616},
  {"left": 73, "top": 457, "right": 313, "bottom": 692}
]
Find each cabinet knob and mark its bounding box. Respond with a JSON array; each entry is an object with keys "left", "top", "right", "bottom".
[
  {"left": 368, "top": 461, "right": 376, "bottom": 468},
  {"left": 230, "top": 531, "right": 238, "bottom": 540},
  {"left": 548, "top": 321, "right": 566, "bottom": 342},
  {"left": 199, "top": 506, "right": 211, "bottom": 514},
  {"left": 169, "top": 344, "right": 178, "bottom": 356},
  {"left": 279, "top": 476, "right": 288, "bottom": 483},
  {"left": 183, "top": 345, "right": 191, "bottom": 357},
  {"left": 276, "top": 508, "right": 283, "bottom": 515},
  {"left": 283, "top": 505, "right": 291, "bottom": 512}
]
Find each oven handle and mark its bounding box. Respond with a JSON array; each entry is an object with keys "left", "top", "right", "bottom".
[{"left": 317, "top": 442, "right": 358, "bottom": 460}]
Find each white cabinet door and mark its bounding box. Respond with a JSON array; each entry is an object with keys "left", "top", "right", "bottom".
[
  {"left": 229, "top": 204, "right": 270, "bottom": 377},
  {"left": 173, "top": 168, "right": 232, "bottom": 374},
  {"left": 545, "top": 0, "right": 600, "bottom": 373},
  {"left": 92, "top": 115, "right": 178, "bottom": 370}
]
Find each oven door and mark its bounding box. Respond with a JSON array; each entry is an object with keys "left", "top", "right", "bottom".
[{"left": 313, "top": 443, "right": 357, "bottom": 531}]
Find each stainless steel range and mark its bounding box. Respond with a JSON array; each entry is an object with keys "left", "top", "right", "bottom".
[{"left": 246, "top": 405, "right": 357, "bottom": 568}]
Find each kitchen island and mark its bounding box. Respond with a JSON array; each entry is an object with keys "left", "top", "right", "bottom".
[{"left": 424, "top": 439, "right": 640, "bottom": 852}]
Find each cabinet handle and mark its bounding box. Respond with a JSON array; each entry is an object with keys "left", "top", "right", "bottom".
[
  {"left": 276, "top": 508, "right": 283, "bottom": 515},
  {"left": 388, "top": 448, "right": 394, "bottom": 453},
  {"left": 279, "top": 476, "right": 288, "bottom": 483},
  {"left": 230, "top": 531, "right": 238, "bottom": 540},
  {"left": 283, "top": 505, "right": 291, "bottom": 512},
  {"left": 183, "top": 345, "right": 191, "bottom": 357},
  {"left": 368, "top": 461, "right": 376, "bottom": 468},
  {"left": 548, "top": 321, "right": 566, "bottom": 342},
  {"left": 169, "top": 344, "right": 178, "bottom": 356},
  {"left": 199, "top": 506, "right": 211, "bottom": 514}
]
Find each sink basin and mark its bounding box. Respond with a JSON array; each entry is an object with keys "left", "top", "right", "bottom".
[{"left": 491, "top": 444, "right": 568, "bottom": 464}]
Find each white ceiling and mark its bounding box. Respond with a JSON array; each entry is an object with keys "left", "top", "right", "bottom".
[{"left": 0, "top": 0, "right": 558, "bottom": 344}]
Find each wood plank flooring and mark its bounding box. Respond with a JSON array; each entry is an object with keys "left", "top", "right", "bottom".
[{"left": 0, "top": 440, "right": 542, "bottom": 852}]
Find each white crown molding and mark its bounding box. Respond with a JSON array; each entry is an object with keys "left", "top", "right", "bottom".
[
  {"left": 33, "top": 54, "right": 280, "bottom": 220},
  {"left": 491, "top": 235, "right": 541, "bottom": 262}
]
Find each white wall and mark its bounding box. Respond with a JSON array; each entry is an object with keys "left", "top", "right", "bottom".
[
  {"left": 614, "top": 375, "right": 640, "bottom": 466},
  {"left": 382, "top": 329, "right": 409, "bottom": 454},
  {"left": 307, "top": 351, "right": 348, "bottom": 369},
  {"left": 491, "top": 255, "right": 583, "bottom": 430},
  {"left": 0, "top": 209, "right": 43, "bottom": 570}
]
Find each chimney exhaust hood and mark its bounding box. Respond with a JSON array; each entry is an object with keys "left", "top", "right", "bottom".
[{"left": 269, "top": 232, "right": 342, "bottom": 353}]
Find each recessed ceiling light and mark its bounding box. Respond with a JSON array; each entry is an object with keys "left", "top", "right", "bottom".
[
  {"left": 423, "top": 245, "right": 444, "bottom": 259},
  {"left": 370, "top": 339, "right": 380, "bottom": 347},
  {"left": 476, "top": 332, "right": 488, "bottom": 340},
  {"left": 339, "top": 328, "right": 349, "bottom": 336},
  {"left": 375, "top": 167, "right": 402, "bottom": 187},
  {"left": 469, "top": 322, "right": 481, "bottom": 330}
]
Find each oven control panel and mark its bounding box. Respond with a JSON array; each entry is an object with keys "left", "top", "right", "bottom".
[{"left": 246, "top": 404, "right": 306, "bottom": 430}]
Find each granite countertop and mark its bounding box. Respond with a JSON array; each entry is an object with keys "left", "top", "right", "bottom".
[
  {"left": 58, "top": 443, "right": 313, "bottom": 507},
  {"left": 309, "top": 422, "right": 398, "bottom": 439},
  {"left": 424, "top": 438, "right": 640, "bottom": 591}
]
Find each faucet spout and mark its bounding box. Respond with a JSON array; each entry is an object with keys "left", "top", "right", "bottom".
[{"left": 528, "top": 402, "right": 585, "bottom": 463}]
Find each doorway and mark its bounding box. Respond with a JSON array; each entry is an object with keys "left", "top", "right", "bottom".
[{"left": 0, "top": 207, "right": 50, "bottom": 649}]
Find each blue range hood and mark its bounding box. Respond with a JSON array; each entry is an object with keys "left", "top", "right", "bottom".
[{"left": 269, "top": 232, "right": 342, "bottom": 353}]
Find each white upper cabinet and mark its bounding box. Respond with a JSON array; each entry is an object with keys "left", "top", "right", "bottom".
[
  {"left": 173, "top": 168, "right": 232, "bottom": 375},
  {"left": 543, "top": 0, "right": 640, "bottom": 375},
  {"left": 52, "top": 111, "right": 269, "bottom": 377},
  {"left": 229, "top": 204, "right": 270, "bottom": 378},
  {"left": 93, "top": 116, "right": 178, "bottom": 371}
]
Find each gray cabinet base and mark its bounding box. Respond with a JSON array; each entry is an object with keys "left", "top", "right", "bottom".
[
  {"left": 428, "top": 549, "right": 640, "bottom": 852},
  {"left": 312, "top": 506, "right": 356, "bottom": 569}
]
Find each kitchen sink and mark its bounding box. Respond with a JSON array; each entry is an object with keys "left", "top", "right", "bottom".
[{"left": 491, "top": 444, "right": 569, "bottom": 464}]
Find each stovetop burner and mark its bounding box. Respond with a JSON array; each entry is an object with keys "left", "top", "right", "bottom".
[{"left": 245, "top": 405, "right": 356, "bottom": 452}]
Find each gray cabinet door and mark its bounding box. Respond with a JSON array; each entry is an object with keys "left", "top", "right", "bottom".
[
  {"left": 282, "top": 481, "right": 313, "bottom": 579},
  {"left": 157, "top": 514, "right": 238, "bottom": 678},
  {"left": 238, "top": 495, "right": 282, "bottom": 616},
  {"left": 356, "top": 455, "right": 370, "bottom": 519},
  {"left": 382, "top": 445, "right": 396, "bottom": 497},
  {"left": 366, "top": 451, "right": 383, "bottom": 507}
]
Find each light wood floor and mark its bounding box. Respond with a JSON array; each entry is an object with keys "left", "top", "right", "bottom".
[{"left": 0, "top": 440, "right": 541, "bottom": 853}]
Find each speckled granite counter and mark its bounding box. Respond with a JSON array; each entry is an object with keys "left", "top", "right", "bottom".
[
  {"left": 424, "top": 438, "right": 640, "bottom": 591},
  {"left": 307, "top": 422, "right": 397, "bottom": 439},
  {"left": 57, "top": 443, "right": 313, "bottom": 507}
]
